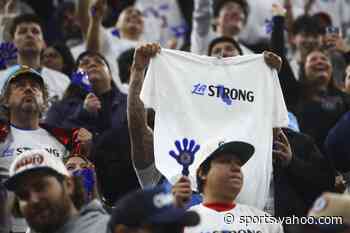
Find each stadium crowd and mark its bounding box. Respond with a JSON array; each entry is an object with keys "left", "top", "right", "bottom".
[{"left": 1, "top": 0, "right": 350, "bottom": 233}]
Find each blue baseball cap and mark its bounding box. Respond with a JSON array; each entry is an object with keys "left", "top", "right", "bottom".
[
  {"left": 109, "top": 186, "right": 199, "bottom": 229},
  {"left": 3, "top": 65, "right": 44, "bottom": 91}
]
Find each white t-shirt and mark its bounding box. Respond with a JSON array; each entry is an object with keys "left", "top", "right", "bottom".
[
  {"left": 308, "top": 0, "right": 349, "bottom": 29},
  {"left": 239, "top": 0, "right": 304, "bottom": 45},
  {"left": 135, "top": 0, "right": 187, "bottom": 48},
  {"left": 191, "top": 0, "right": 253, "bottom": 55},
  {"left": 70, "top": 42, "right": 86, "bottom": 60},
  {"left": 0, "top": 66, "right": 70, "bottom": 103},
  {"left": 140, "top": 49, "right": 289, "bottom": 209},
  {"left": 98, "top": 28, "right": 140, "bottom": 94},
  {"left": 185, "top": 204, "right": 284, "bottom": 233},
  {"left": 0, "top": 126, "right": 68, "bottom": 177}
]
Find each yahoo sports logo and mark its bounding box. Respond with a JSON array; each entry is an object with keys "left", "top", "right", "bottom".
[{"left": 191, "top": 83, "right": 255, "bottom": 106}]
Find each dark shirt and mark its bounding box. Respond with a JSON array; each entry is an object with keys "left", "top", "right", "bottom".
[
  {"left": 45, "top": 86, "right": 127, "bottom": 134},
  {"left": 270, "top": 16, "right": 350, "bottom": 150}
]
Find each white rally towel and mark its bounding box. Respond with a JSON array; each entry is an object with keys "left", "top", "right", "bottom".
[{"left": 140, "top": 49, "right": 289, "bottom": 209}]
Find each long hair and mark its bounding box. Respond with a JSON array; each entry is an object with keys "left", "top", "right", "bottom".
[
  {"left": 42, "top": 43, "right": 75, "bottom": 77},
  {"left": 299, "top": 48, "right": 340, "bottom": 100},
  {"left": 62, "top": 84, "right": 87, "bottom": 101}
]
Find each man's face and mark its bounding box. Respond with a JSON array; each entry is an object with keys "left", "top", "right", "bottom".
[
  {"left": 15, "top": 172, "right": 74, "bottom": 233},
  {"left": 210, "top": 41, "right": 240, "bottom": 57},
  {"left": 217, "top": 2, "right": 245, "bottom": 36},
  {"left": 117, "top": 7, "right": 144, "bottom": 37},
  {"left": 13, "top": 22, "right": 45, "bottom": 55},
  {"left": 77, "top": 54, "right": 111, "bottom": 87},
  {"left": 202, "top": 153, "right": 243, "bottom": 199},
  {"left": 294, "top": 32, "right": 321, "bottom": 58},
  {"left": 7, "top": 77, "right": 45, "bottom": 115},
  {"left": 304, "top": 50, "right": 332, "bottom": 86},
  {"left": 62, "top": 9, "right": 82, "bottom": 42}
]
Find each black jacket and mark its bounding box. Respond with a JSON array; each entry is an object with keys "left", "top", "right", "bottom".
[
  {"left": 90, "top": 125, "right": 139, "bottom": 206},
  {"left": 274, "top": 129, "right": 335, "bottom": 222}
]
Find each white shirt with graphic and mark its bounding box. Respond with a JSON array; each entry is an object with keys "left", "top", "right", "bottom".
[
  {"left": 0, "top": 126, "right": 68, "bottom": 177},
  {"left": 140, "top": 49, "right": 289, "bottom": 209},
  {"left": 185, "top": 204, "right": 284, "bottom": 233},
  {"left": 135, "top": 0, "right": 187, "bottom": 48}
]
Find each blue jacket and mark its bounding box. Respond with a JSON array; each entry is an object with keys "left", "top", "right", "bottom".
[
  {"left": 45, "top": 87, "right": 128, "bottom": 134},
  {"left": 45, "top": 87, "right": 138, "bottom": 205},
  {"left": 325, "top": 110, "right": 350, "bottom": 173}
]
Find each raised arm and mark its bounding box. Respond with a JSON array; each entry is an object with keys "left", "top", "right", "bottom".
[
  {"left": 86, "top": 0, "right": 107, "bottom": 53},
  {"left": 128, "top": 43, "right": 163, "bottom": 188},
  {"left": 190, "top": 0, "right": 212, "bottom": 54},
  {"left": 128, "top": 43, "right": 160, "bottom": 170},
  {"left": 76, "top": 0, "right": 91, "bottom": 38},
  {"left": 269, "top": 4, "right": 300, "bottom": 111}
]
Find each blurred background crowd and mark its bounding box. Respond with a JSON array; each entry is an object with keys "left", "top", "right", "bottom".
[{"left": 1, "top": 0, "right": 350, "bottom": 233}]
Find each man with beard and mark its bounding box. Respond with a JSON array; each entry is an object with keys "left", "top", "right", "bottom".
[
  {"left": 55, "top": 2, "right": 88, "bottom": 60},
  {"left": 0, "top": 14, "right": 70, "bottom": 104},
  {"left": 55, "top": 2, "right": 84, "bottom": 49},
  {"left": 0, "top": 65, "right": 82, "bottom": 233},
  {"left": 4, "top": 149, "right": 110, "bottom": 233}
]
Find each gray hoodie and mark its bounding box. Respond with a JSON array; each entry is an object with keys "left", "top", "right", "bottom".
[{"left": 55, "top": 199, "right": 111, "bottom": 233}]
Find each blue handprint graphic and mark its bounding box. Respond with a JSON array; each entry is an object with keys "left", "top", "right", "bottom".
[
  {"left": 71, "top": 70, "right": 92, "bottom": 93},
  {"left": 169, "top": 138, "right": 200, "bottom": 176},
  {"left": 0, "top": 42, "right": 17, "bottom": 69},
  {"left": 170, "top": 24, "right": 188, "bottom": 39},
  {"left": 217, "top": 85, "right": 232, "bottom": 106}
]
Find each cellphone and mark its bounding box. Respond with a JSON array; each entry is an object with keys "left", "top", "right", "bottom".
[{"left": 325, "top": 26, "right": 340, "bottom": 35}]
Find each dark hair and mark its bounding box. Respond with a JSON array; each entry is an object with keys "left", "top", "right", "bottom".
[
  {"left": 10, "top": 14, "right": 44, "bottom": 39},
  {"left": 313, "top": 12, "right": 332, "bottom": 32},
  {"left": 55, "top": 2, "right": 75, "bottom": 29},
  {"left": 292, "top": 15, "right": 323, "bottom": 36},
  {"left": 44, "top": 43, "right": 75, "bottom": 77},
  {"left": 76, "top": 51, "right": 112, "bottom": 74},
  {"left": 62, "top": 83, "right": 87, "bottom": 100},
  {"left": 12, "top": 172, "right": 86, "bottom": 217},
  {"left": 117, "top": 48, "right": 135, "bottom": 84},
  {"left": 74, "top": 51, "right": 119, "bottom": 91},
  {"left": 70, "top": 175, "right": 91, "bottom": 209},
  {"left": 208, "top": 36, "right": 243, "bottom": 56},
  {"left": 213, "top": 0, "right": 249, "bottom": 23},
  {"left": 299, "top": 48, "right": 339, "bottom": 94},
  {"left": 196, "top": 157, "right": 212, "bottom": 193}
]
